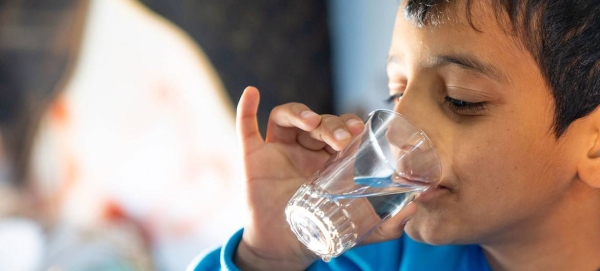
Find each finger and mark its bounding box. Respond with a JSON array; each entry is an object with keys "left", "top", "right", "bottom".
[
  {"left": 297, "top": 114, "right": 364, "bottom": 154},
  {"left": 237, "top": 87, "right": 264, "bottom": 153},
  {"left": 339, "top": 114, "right": 365, "bottom": 136},
  {"left": 372, "top": 202, "right": 417, "bottom": 242},
  {"left": 266, "top": 103, "right": 321, "bottom": 143},
  {"left": 307, "top": 115, "right": 358, "bottom": 151}
]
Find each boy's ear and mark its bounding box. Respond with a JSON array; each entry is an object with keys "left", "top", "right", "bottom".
[{"left": 577, "top": 109, "right": 600, "bottom": 188}]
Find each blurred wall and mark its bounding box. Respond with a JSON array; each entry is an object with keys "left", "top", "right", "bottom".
[{"left": 139, "top": 0, "right": 335, "bottom": 135}]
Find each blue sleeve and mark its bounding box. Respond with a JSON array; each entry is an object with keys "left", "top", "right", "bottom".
[
  {"left": 307, "top": 239, "right": 404, "bottom": 271},
  {"left": 187, "top": 227, "right": 404, "bottom": 271},
  {"left": 186, "top": 228, "right": 489, "bottom": 271},
  {"left": 187, "top": 229, "right": 244, "bottom": 271}
]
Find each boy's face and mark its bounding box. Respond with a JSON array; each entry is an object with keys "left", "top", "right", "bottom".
[{"left": 388, "top": 1, "right": 586, "bottom": 245}]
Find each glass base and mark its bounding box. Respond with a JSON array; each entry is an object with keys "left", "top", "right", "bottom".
[{"left": 285, "top": 185, "right": 358, "bottom": 261}]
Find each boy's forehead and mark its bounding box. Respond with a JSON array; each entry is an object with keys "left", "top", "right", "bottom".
[{"left": 390, "top": 0, "right": 535, "bottom": 86}]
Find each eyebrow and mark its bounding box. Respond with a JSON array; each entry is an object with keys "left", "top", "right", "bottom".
[{"left": 387, "top": 54, "right": 509, "bottom": 83}]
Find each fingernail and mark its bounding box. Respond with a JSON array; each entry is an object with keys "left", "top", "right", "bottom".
[
  {"left": 346, "top": 119, "right": 363, "bottom": 127},
  {"left": 301, "top": 110, "right": 318, "bottom": 119},
  {"left": 334, "top": 129, "right": 350, "bottom": 140}
]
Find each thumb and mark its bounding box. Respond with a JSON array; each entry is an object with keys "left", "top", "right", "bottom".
[{"left": 236, "top": 86, "right": 264, "bottom": 153}]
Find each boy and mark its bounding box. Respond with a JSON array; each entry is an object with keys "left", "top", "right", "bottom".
[{"left": 192, "top": 0, "right": 600, "bottom": 270}]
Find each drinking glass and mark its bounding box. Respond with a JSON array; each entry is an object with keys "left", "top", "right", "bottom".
[{"left": 285, "top": 109, "right": 441, "bottom": 261}]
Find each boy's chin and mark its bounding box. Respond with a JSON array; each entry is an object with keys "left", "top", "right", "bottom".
[{"left": 403, "top": 220, "right": 457, "bottom": 245}]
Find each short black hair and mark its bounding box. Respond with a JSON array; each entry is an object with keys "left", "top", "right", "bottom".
[{"left": 405, "top": 0, "right": 600, "bottom": 137}]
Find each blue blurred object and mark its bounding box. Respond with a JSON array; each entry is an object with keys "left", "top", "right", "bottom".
[{"left": 328, "top": 0, "right": 399, "bottom": 117}]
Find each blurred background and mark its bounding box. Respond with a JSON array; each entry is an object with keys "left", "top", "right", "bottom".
[{"left": 0, "top": 0, "right": 396, "bottom": 270}]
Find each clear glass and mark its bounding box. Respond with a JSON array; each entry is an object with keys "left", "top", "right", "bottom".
[{"left": 285, "top": 109, "right": 442, "bottom": 261}]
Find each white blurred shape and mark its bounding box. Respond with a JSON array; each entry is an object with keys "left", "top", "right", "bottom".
[
  {"left": 0, "top": 218, "right": 45, "bottom": 271},
  {"left": 29, "top": 0, "right": 246, "bottom": 270}
]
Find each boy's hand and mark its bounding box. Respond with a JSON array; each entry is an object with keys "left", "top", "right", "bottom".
[{"left": 234, "top": 87, "right": 414, "bottom": 270}]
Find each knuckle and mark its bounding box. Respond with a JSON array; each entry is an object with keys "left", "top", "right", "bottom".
[
  {"left": 340, "top": 113, "right": 360, "bottom": 120},
  {"left": 289, "top": 102, "right": 309, "bottom": 112},
  {"left": 271, "top": 103, "right": 303, "bottom": 113},
  {"left": 321, "top": 115, "right": 344, "bottom": 128},
  {"left": 270, "top": 104, "right": 286, "bottom": 115},
  {"left": 316, "top": 127, "right": 327, "bottom": 141}
]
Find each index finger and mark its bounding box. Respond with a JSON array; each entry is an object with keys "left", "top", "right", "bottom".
[{"left": 266, "top": 103, "right": 321, "bottom": 143}]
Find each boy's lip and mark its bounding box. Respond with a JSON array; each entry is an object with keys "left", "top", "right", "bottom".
[
  {"left": 415, "top": 181, "right": 454, "bottom": 202},
  {"left": 436, "top": 177, "right": 456, "bottom": 191}
]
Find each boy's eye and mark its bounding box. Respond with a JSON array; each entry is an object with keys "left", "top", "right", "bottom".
[
  {"left": 385, "top": 93, "right": 487, "bottom": 114},
  {"left": 386, "top": 93, "right": 404, "bottom": 104},
  {"left": 444, "top": 96, "right": 486, "bottom": 113}
]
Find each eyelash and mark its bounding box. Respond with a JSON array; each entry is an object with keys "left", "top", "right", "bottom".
[
  {"left": 386, "top": 94, "right": 486, "bottom": 113},
  {"left": 385, "top": 93, "right": 403, "bottom": 104},
  {"left": 443, "top": 97, "right": 486, "bottom": 112}
]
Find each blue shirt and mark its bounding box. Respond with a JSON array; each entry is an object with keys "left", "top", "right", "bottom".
[{"left": 189, "top": 229, "right": 492, "bottom": 271}]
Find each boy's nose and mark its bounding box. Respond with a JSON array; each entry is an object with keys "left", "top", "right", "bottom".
[
  {"left": 391, "top": 87, "right": 445, "bottom": 154},
  {"left": 392, "top": 90, "right": 431, "bottom": 136}
]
